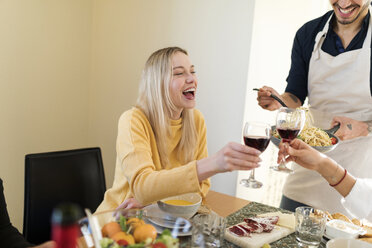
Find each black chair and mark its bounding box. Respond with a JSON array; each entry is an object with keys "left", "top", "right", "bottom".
[{"left": 23, "top": 147, "right": 106, "bottom": 244}]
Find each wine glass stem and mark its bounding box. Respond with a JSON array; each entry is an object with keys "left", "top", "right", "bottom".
[
  {"left": 278, "top": 156, "right": 287, "bottom": 169},
  {"left": 249, "top": 169, "right": 256, "bottom": 180}
]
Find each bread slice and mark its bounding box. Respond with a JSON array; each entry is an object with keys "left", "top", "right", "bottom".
[
  {"left": 359, "top": 237, "right": 372, "bottom": 244},
  {"left": 325, "top": 211, "right": 333, "bottom": 221},
  {"left": 352, "top": 218, "right": 362, "bottom": 227},
  {"left": 361, "top": 225, "right": 372, "bottom": 238},
  {"left": 331, "top": 213, "right": 352, "bottom": 223}
]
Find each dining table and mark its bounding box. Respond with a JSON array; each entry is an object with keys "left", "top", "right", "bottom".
[{"left": 79, "top": 190, "right": 327, "bottom": 248}]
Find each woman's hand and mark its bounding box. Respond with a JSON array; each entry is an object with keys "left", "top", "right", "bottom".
[
  {"left": 213, "top": 142, "right": 262, "bottom": 172},
  {"left": 256, "top": 86, "right": 282, "bottom": 111},
  {"left": 116, "top": 198, "right": 143, "bottom": 210},
  {"left": 197, "top": 142, "right": 261, "bottom": 181},
  {"left": 332, "top": 116, "right": 368, "bottom": 140},
  {"left": 278, "top": 139, "right": 327, "bottom": 172}
]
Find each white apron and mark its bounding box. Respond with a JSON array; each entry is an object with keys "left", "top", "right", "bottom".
[{"left": 283, "top": 9, "right": 372, "bottom": 215}]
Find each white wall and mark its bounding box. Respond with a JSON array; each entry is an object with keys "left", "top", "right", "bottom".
[
  {"left": 237, "top": 0, "right": 331, "bottom": 204},
  {"left": 89, "top": 0, "right": 256, "bottom": 196},
  {"left": 0, "top": 0, "right": 92, "bottom": 230}
]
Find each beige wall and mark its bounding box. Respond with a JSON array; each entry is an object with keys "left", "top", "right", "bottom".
[
  {"left": 1, "top": 0, "right": 254, "bottom": 232},
  {"left": 0, "top": 0, "right": 93, "bottom": 230},
  {"left": 89, "top": 0, "right": 255, "bottom": 196}
]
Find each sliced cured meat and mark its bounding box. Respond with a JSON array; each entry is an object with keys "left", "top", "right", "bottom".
[
  {"left": 229, "top": 216, "right": 280, "bottom": 237},
  {"left": 260, "top": 223, "right": 275, "bottom": 232},
  {"left": 236, "top": 224, "right": 254, "bottom": 233},
  {"left": 244, "top": 220, "right": 264, "bottom": 233},
  {"left": 229, "top": 225, "right": 251, "bottom": 237},
  {"left": 249, "top": 216, "right": 279, "bottom": 225}
]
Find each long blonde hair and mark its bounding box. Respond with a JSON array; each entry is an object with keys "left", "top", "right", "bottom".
[{"left": 136, "top": 47, "right": 198, "bottom": 167}]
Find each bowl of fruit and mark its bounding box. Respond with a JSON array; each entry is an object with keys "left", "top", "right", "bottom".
[{"left": 78, "top": 208, "right": 182, "bottom": 248}]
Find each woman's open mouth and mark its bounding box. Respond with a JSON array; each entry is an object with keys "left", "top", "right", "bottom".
[{"left": 182, "top": 87, "right": 195, "bottom": 100}]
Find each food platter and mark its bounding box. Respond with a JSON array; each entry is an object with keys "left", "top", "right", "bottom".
[
  {"left": 78, "top": 208, "right": 186, "bottom": 248},
  {"left": 224, "top": 212, "right": 295, "bottom": 248},
  {"left": 270, "top": 125, "right": 340, "bottom": 153}
]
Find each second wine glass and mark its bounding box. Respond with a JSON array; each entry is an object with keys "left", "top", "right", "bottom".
[
  {"left": 270, "top": 107, "right": 306, "bottom": 173},
  {"left": 240, "top": 122, "right": 271, "bottom": 188}
]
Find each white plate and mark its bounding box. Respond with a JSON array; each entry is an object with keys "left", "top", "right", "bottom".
[
  {"left": 143, "top": 204, "right": 192, "bottom": 232},
  {"left": 146, "top": 219, "right": 192, "bottom": 237}
]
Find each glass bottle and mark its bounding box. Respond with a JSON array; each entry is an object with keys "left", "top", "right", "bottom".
[{"left": 51, "top": 203, "right": 82, "bottom": 248}]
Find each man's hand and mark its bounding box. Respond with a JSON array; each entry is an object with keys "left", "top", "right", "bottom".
[
  {"left": 32, "top": 241, "right": 56, "bottom": 248},
  {"left": 332, "top": 116, "right": 368, "bottom": 140},
  {"left": 256, "top": 86, "right": 282, "bottom": 111},
  {"left": 256, "top": 86, "right": 301, "bottom": 110}
]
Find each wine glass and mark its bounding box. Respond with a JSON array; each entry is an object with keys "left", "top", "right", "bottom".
[
  {"left": 270, "top": 107, "right": 306, "bottom": 173},
  {"left": 240, "top": 122, "right": 271, "bottom": 188}
]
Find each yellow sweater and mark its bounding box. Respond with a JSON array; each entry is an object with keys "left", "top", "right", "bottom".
[{"left": 96, "top": 107, "right": 210, "bottom": 212}]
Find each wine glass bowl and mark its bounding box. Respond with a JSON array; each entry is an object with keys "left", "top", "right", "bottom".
[
  {"left": 240, "top": 122, "right": 271, "bottom": 188},
  {"left": 270, "top": 107, "right": 306, "bottom": 173}
]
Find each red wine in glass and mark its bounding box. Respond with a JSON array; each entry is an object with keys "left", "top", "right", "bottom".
[
  {"left": 240, "top": 122, "right": 271, "bottom": 189},
  {"left": 276, "top": 128, "right": 300, "bottom": 143},
  {"left": 243, "top": 136, "right": 270, "bottom": 152}
]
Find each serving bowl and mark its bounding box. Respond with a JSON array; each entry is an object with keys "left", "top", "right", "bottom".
[
  {"left": 325, "top": 219, "right": 366, "bottom": 239},
  {"left": 78, "top": 208, "right": 186, "bottom": 248},
  {"left": 157, "top": 192, "right": 202, "bottom": 219},
  {"left": 326, "top": 238, "right": 372, "bottom": 248},
  {"left": 270, "top": 125, "right": 340, "bottom": 153}
]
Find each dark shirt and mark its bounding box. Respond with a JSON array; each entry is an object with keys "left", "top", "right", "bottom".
[
  {"left": 0, "top": 179, "right": 34, "bottom": 248},
  {"left": 285, "top": 10, "right": 372, "bottom": 104}
]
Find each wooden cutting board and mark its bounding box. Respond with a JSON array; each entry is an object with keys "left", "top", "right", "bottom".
[{"left": 224, "top": 223, "right": 294, "bottom": 248}]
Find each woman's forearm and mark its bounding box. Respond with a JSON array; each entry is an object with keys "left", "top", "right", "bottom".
[
  {"left": 317, "top": 158, "right": 356, "bottom": 197},
  {"left": 196, "top": 156, "right": 218, "bottom": 182}
]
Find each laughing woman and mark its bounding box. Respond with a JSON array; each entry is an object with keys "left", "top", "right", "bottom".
[{"left": 96, "top": 47, "right": 261, "bottom": 212}]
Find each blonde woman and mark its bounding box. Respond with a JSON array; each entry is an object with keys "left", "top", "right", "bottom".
[{"left": 96, "top": 47, "right": 261, "bottom": 212}]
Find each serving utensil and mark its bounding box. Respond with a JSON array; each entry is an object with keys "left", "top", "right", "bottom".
[
  {"left": 324, "top": 123, "right": 340, "bottom": 135},
  {"left": 84, "top": 208, "right": 102, "bottom": 248},
  {"left": 253, "top": 88, "right": 288, "bottom": 108}
]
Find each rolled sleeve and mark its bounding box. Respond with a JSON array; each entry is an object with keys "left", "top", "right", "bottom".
[{"left": 341, "top": 178, "right": 372, "bottom": 220}]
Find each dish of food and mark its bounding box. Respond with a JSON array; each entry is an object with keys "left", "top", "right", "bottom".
[
  {"left": 271, "top": 125, "right": 340, "bottom": 153},
  {"left": 326, "top": 219, "right": 366, "bottom": 239},
  {"left": 325, "top": 212, "right": 372, "bottom": 245},
  {"left": 224, "top": 213, "right": 295, "bottom": 248},
  {"left": 271, "top": 107, "right": 340, "bottom": 153},
  {"left": 78, "top": 209, "right": 180, "bottom": 248},
  {"left": 157, "top": 192, "right": 202, "bottom": 219}
]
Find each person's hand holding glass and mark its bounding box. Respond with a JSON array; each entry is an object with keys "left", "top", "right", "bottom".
[
  {"left": 240, "top": 122, "right": 271, "bottom": 188},
  {"left": 271, "top": 107, "right": 305, "bottom": 173}
]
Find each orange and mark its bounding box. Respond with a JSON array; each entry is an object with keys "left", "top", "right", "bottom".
[
  {"left": 127, "top": 217, "right": 145, "bottom": 230},
  {"left": 101, "top": 221, "right": 122, "bottom": 238},
  {"left": 133, "top": 224, "right": 157, "bottom": 243},
  {"left": 111, "top": 231, "right": 135, "bottom": 245}
]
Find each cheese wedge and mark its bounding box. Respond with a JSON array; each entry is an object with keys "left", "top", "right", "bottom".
[{"left": 258, "top": 212, "right": 295, "bottom": 230}]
